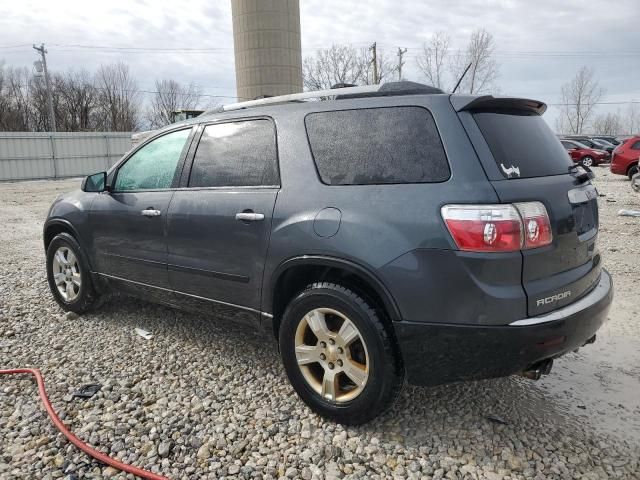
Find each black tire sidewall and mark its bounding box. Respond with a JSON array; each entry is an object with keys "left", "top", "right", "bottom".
[
  {"left": 279, "top": 284, "right": 401, "bottom": 423},
  {"left": 629, "top": 165, "right": 639, "bottom": 180},
  {"left": 46, "top": 233, "right": 94, "bottom": 312}
]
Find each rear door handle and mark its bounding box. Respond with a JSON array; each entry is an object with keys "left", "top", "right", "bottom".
[
  {"left": 141, "top": 208, "right": 161, "bottom": 217},
  {"left": 235, "top": 212, "right": 265, "bottom": 222}
]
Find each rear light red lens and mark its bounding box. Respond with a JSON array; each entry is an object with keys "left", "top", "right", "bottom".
[
  {"left": 515, "top": 202, "right": 553, "bottom": 248},
  {"left": 441, "top": 205, "right": 522, "bottom": 252},
  {"left": 441, "top": 202, "right": 553, "bottom": 252}
]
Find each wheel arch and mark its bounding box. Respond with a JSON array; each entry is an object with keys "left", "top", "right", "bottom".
[
  {"left": 266, "top": 256, "right": 402, "bottom": 339},
  {"left": 43, "top": 219, "right": 82, "bottom": 252}
]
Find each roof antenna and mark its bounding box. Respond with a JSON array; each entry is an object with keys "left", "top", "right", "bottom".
[{"left": 452, "top": 63, "right": 472, "bottom": 93}]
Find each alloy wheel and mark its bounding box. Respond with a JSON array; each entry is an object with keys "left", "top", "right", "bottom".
[
  {"left": 582, "top": 156, "right": 593, "bottom": 167},
  {"left": 294, "top": 308, "right": 369, "bottom": 403},
  {"left": 52, "top": 246, "right": 81, "bottom": 302}
]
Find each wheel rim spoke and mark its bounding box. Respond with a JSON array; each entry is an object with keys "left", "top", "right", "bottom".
[
  {"left": 295, "top": 344, "right": 320, "bottom": 366},
  {"left": 321, "top": 371, "right": 337, "bottom": 401},
  {"left": 337, "top": 319, "right": 359, "bottom": 346},
  {"left": 55, "top": 250, "right": 68, "bottom": 266},
  {"left": 304, "top": 310, "right": 331, "bottom": 340},
  {"left": 54, "top": 273, "right": 66, "bottom": 285},
  {"left": 66, "top": 281, "right": 75, "bottom": 299},
  {"left": 71, "top": 273, "right": 81, "bottom": 287},
  {"left": 66, "top": 250, "right": 77, "bottom": 267},
  {"left": 343, "top": 359, "right": 368, "bottom": 387}
]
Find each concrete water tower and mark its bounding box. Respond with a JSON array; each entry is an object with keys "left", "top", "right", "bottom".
[{"left": 231, "top": 0, "right": 303, "bottom": 100}]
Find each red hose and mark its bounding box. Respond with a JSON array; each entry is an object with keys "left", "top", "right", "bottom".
[{"left": 0, "top": 368, "right": 169, "bottom": 480}]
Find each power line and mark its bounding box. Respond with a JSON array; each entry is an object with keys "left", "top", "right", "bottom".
[{"left": 4, "top": 42, "right": 639, "bottom": 58}]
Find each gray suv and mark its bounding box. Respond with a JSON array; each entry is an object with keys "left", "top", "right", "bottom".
[{"left": 44, "top": 82, "right": 613, "bottom": 424}]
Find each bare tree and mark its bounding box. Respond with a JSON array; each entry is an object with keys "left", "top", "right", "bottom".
[
  {"left": 302, "top": 44, "right": 396, "bottom": 91},
  {"left": 416, "top": 32, "right": 450, "bottom": 90},
  {"left": 57, "top": 70, "right": 97, "bottom": 131},
  {"left": 94, "top": 62, "right": 140, "bottom": 131},
  {"left": 302, "top": 45, "right": 364, "bottom": 91},
  {"left": 623, "top": 103, "right": 640, "bottom": 134},
  {"left": 0, "top": 65, "right": 32, "bottom": 131},
  {"left": 356, "top": 47, "right": 396, "bottom": 85},
  {"left": 557, "top": 66, "right": 604, "bottom": 135},
  {"left": 592, "top": 112, "right": 622, "bottom": 135},
  {"left": 146, "top": 79, "right": 202, "bottom": 128},
  {"left": 450, "top": 28, "right": 500, "bottom": 94}
]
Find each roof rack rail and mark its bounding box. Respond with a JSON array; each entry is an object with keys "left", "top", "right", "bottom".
[{"left": 206, "top": 84, "right": 382, "bottom": 114}]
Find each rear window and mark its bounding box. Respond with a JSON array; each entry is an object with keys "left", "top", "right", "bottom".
[
  {"left": 305, "top": 107, "right": 450, "bottom": 185},
  {"left": 473, "top": 112, "right": 573, "bottom": 179}
]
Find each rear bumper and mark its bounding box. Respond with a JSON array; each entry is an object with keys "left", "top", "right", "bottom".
[
  {"left": 395, "top": 269, "right": 613, "bottom": 386},
  {"left": 610, "top": 161, "right": 627, "bottom": 175}
]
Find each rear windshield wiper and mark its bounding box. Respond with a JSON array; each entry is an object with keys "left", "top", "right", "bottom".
[{"left": 569, "top": 164, "right": 595, "bottom": 184}]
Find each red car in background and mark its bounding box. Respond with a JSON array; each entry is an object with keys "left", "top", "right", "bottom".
[
  {"left": 610, "top": 136, "right": 640, "bottom": 179},
  {"left": 560, "top": 139, "right": 610, "bottom": 167}
]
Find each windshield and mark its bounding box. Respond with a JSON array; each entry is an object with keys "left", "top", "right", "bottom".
[{"left": 473, "top": 112, "right": 573, "bottom": 179}]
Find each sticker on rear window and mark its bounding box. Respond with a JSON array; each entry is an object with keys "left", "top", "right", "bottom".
[{"left": 501, "top": 164, "right": 521, "bottom": 178}]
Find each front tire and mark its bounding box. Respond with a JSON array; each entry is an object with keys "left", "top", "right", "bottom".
[
  {"left": 279, "top": 282, "right": 403, "bottom": 424},
  {"left": 46, "top": 233, "right": 97, "bottom": 313}
]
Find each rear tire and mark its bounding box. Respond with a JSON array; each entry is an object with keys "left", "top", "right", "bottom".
[
  {"left": 46, "top": 233, "right": 97, "bottom": 313},
  {"left": 631, "top": 172, "right": 640, "bottom": 193},
  {"left": 628, "top": 164, "right": 639, "bottom": 180},
  {"left": 279, "top": 282, "right": 403, "bottom": 425},
  {"left": 581, "top": 156, "right": 594, "bottom": 167}
]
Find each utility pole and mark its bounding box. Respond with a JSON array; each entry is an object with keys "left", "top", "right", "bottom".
[
  {"left": 370, "top": 42, "right": 378, "bottom": 84},
  {"left": 397, "top": 47, "right": 407, "bottom": 81},
  {"left": 33, "top": 43, "right": 56, "bottom": 132}
]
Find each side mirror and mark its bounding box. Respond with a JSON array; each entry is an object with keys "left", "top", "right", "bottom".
[{"left": 81, "top": 171, "right": 107, "bottom": 192}]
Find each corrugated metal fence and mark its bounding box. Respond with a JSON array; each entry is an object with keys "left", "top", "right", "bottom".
[{"left": 0, "top": 132, "right": 133, "bottom": 181}]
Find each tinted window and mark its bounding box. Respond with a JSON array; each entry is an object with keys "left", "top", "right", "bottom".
[
  {"left": 189, "top": 120, "right": 279, "bottom": 188},
  {"left": 115, "top": 129, "right": 191, "bottom": 191},
  {"left": 305, "top": 107, "right": 450, "bottom": 185},
  {"left": 561, "top": 141, "right": 573, "bottom": 149},
  {"left": 473, "top": 112, "right": 573, "bottom": 178},
  {"left": 631, "top": 141, "right": 640, "bottom": 150}
]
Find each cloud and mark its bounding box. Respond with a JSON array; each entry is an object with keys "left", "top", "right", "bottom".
[{"left": 1, "top": 0, "right": 638, "bottom": 126}]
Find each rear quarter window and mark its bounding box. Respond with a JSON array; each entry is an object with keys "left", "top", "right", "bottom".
[
  {"left": 473, "top": 112, "right": 573, "bottom": 179},
  {"left": 305, "top": 106, "right": 450, "bottom": 185}
]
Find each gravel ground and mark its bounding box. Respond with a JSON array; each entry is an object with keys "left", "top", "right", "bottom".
[{"left": 0, "top": 169, "right": 639, "bottom": 480}]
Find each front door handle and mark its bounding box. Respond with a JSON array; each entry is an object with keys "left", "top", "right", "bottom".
[
  {"left": 141, "top": 208, "right": 161, "bottom": 217},
  {"left": 235, "top": 212, "right": 265, "bottom": 222}
]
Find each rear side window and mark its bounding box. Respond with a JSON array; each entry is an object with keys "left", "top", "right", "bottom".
[
  {"left": 631, "top": 141, "right": 640, "bottom": 150},
  {"left": 305, "top": 107, "right": 450, "bottom": 185},
  {"left": 473, "top": 112, "right": 573, "bottom": 179},
  {"left": 189, "top": 119, "right": 279, "bottom": 188}
]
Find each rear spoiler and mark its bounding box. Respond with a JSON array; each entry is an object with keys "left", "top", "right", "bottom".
[{"left": 450, "top": 95, "right": 547, "bottom": 115}]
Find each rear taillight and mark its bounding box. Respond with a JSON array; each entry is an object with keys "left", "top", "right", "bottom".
[
  {"left": 441, "top": 202, "right": 552, "bottom": 252},
  {"left": 515, "top": 202, "right": 553, "bottom": 248}
]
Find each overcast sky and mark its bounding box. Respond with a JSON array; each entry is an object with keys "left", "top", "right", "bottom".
[{"left": 1, "top": 0, "right": 639, "bottom": 128}]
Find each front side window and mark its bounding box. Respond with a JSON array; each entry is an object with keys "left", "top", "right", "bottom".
[
  {"left": 305, "top": 107, "right": 450, "bottom": 185},
  {"left": 114, "top": 128, "right": 191, "bottom": 191},
  {"left": 188, "top": 119, "right": 279, "bottom": 188}
]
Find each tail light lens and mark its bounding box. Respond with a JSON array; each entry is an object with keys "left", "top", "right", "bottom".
[
  {"left": 515, "top": 202, "right": 553, "bottom": 248},
  {"left": 441, "top": 202, "right": 552, "bottom": 252}
]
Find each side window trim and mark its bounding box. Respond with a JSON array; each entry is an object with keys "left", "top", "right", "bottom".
[
  {"left": 181, "top": 116, "right": 281, "bottom": 189},
  {"left": 111, "top": 126, "right": 196, "bottom": 193}
]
